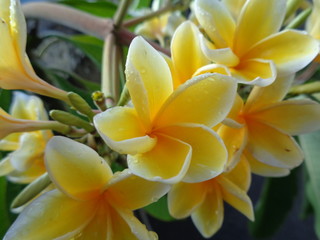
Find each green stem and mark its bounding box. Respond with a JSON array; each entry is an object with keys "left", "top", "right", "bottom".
[
  {"left": 285, "top": 0, "right": 303, "bottom": 21},
  {"left": 289, "top": 81, "right": 320, "bottom": 95},
  {"left": 285, "top": 7, "right": 312, "bottom": 29},
  {"left": 113, "top": 0, "right": 132, "bottom": 28}
]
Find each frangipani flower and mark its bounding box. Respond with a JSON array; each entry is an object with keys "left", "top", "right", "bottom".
[
  {"left": 168, "top": 156, "right": 253, "bottom": 238},
  {"left": 194, "top": 0, "right": 319, "bottom": 86},
  {"left": 219, "top": 75, "right": 320, "bottom": 176},
  {"left": 0, "top": 0, "right": 69, "bottom": 102},
  {"left": 95, "top": 37, "right": 237, "bottom": 184},
  {"left": 4, "top": 136, "right": 170, "bottom": 240},
  {"left": 0, "top": 92, "right": 53, "bottom": 183}
]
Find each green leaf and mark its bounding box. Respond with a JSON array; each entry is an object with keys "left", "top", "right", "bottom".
[
  {"left": 0, "top": 177, "right": 10, "bottom": 239},
  {"left": 299, "top": 130, "right": 320, "bottom": 238},
  {"left": 59, "top": 0, "right": 118, "bottom": 17},
  {"left": 0, "top": 89, "right": 12, "bottom": 111},
  {"left": 248, "top": 167, "right": 299, "bottom": 238},
  {"left": 144, "top": 195, "right": 174, "bottom": 222}
]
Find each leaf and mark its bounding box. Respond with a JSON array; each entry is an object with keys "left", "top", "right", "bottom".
[
  {"left": 248, "top": 167, "right": 299, "bottom": 238},
  {"left": 0, "top": 177, "right": 10, "bottom": 239},
  {"left": 59, "top": 0, "right": 118, "bottom": 17},
  {"left": 299, "top": 130, "right": 320, "bottom": 238},
  {"left": 0, "top": 89, "right": 12, "bottom": 112},
  {"left": 144, "top": 195, "right": 174, "bottom": 222}
]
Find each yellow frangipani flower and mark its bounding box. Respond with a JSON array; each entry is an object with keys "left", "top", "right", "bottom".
[
  {"left": 4, "top": 136, "right": 169, "bottom": 240},
  {"left": 94, "top": 37, "right": 238, "bottom": 184},
  {"left": 0, "top": 0, "right": 69, "bottom": 102},
  {"left": 0, "top": 92, "right": 52, "bottom": 183},
  {"left": 168, "top": 156, "right": 253, "bottom": 238},
  {"left": 194, "top": 0, "right": 319, "bottom": 86},
  {"left": 218, "top": 75, "right": 320, "bottom": 176}
]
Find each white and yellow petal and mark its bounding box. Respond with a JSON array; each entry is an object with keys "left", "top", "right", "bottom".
[
  {"left": 94, "top": 107, "right": 156, "bottom": 155},
  {"left": 45, "top": 136, "right": 113, "bottom": 201}
]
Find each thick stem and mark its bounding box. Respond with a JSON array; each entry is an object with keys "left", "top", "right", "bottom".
[{"left": 113, "top": 0, "right": 132, "bottom": 28}]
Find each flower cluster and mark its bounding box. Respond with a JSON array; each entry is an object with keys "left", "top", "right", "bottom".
[{"left": 1, "top": 0, "right": 320, "bottom": 239}]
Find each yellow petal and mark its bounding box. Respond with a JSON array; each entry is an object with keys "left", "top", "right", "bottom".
[
  {"left": 244, "top": 149, "right": 290, "bottom": 177},
  {"left": 222, "top": 0, "right": 246, "bottom": 20},
  {"left": 45, "top": 136, "right": 113, "bottom": 201},
  {"left": 223, "top": 155, "right": 251, "bottom": 192},
  {"left": 191, "top": 183, "right": 224, "bottom": 238},
  {"left": 126, "top": 37, "right": 173, "bottom": 125},
  {"left": 106, "top": 169, "right": 170, "bottom": 210},
  {"left": 217, "top": 176, "right": 254, "bottom": 221},
  {"left": 4, "top": 190, "right": 97, "bottom": 240},
  {"left": 195, "top": 0, "right": 236, "bottom": 48},
  {"left": 168, "top": 181, "right": 206, "bottom": 219},
  {"left": 243, "top": 30, "right": 319, "bottom": 75},
  {"left": 234, "top": 0, "right": 286, "bottom": 56},
  {"left": 10, "top": 133, "right": 43, "bottom": 171},
  {"left": 94, "top": 107, "right": 156, "bottom": 155},
  {"left": 171, "top": 21, "right": 210, "bottom": 85},
  {"left": 111, "top": 206, "right": 158, "bottom": 240},
  {"left": 218, "top": 124, "right": 247, "bottom": 170},
  {"left": 155, "top": 73, "right": 237, "bottom": 128},
  {"left": 0, "top": 156, "right": 14, "bottom": 177},
  {"left": 193, "top": 63, "right": 231, "bottom": 77},
  {"left": 245, "top": 74, "right": 294, "bottom": 112},
  {"left": 159, "top": 123, "right": 227, "bottom": 182},
  {"left": 231, "top": 58, "right": 276, "bottom": 86},
  {"left": 0, "top": 139, "right": 19, "bottom": 151},
  {"left": 246, "top": 120, "right": 304, "bottom": 168},
  {"left": 250, "top": 99, "right": 320, "bottom": 135},
  {"left": 127, "top": 134, "right": 191, "bottom": 184}
]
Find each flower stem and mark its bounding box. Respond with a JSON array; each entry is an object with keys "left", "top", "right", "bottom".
[{"left": 113, "top": 0, "right": 132, "bottom": 28}]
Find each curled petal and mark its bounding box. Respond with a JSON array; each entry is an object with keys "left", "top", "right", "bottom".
[
  {"left": 155, "top": 73, "right": 237, "bottom": 128},
  {"left": 168, "top": 181, "right": 206, "bottom": 219},
  {"left": 250, "top": 99, "right": 320, "bottom": 135},
  {"left": 107, "top": 169, "right": 170, "bottom": 210},
  {"left": 127, "top": 134, "right": 192, "bottom": 184},
  {"left": 94, "top": 107, "right": 156, "bottom": 155},
  {"left": 243, "top": 30, "right": 320, "bottom": 75},
  {"left": 45, "top": 136, "right": 113, "bottom": 201},
  {"left": 231, "top": 58, "right": 276, "bottom": 86},
  {"left": 195, "top": 0, "right": 236, "bottom": 48},
  {"left": 4, "top": 190, "right": 97, "bottom": 240},
  {"left": 246, "top": 121, "right": 304, "bottom": 169},
  {"left": 191, "top": 182, "right": 224, "bottom": 238},
  {"left": 159, "top": 123, "right": 227, "bottom": 183},
  {"left": 234, "top": 0, "right": 286, "bottom": 56},
  {"left": 193, "top": 64, "right": 231, "bottom": 77}
]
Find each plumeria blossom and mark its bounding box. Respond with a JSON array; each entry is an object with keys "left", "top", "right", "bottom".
[
  {"left": 94, "top": 37, "right": 237, "bottom": 184},
  {"left": 218, "top": 75, "right": 320, "bottom": 176},
  {"left": 194, "top": 0, "right": 319, "bottom": 86},
  {"left": 0, "top": 0, "right": 69, "bottom": 102},
  {"left": 0, "top": 92, "right": 52, "bottom": 183},
  {"left": 4, "top": 136, "right": 170, "bottom": 240},
  {"left": 168, "top": 156, "right": 253, "bottom": 238}
]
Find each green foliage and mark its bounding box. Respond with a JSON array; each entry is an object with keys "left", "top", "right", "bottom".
[
  {"left": 0, "top": 177, "right": 10, "bottom": 239},
  {"left": 248, "top": 167, "right": 299, "bottom": 238},
  {"left": 0, "top": 89, "right": 12, "bottom": 111},
  {"left": 299, "top": 130, "right": 320, "bottom": 238},
  {"left": 144, "top": 195, "right": 174, "bottom": 222}
]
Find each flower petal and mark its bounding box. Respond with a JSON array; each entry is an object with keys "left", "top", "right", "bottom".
[
  {"left": 94, "top": 107, "right": 156, "bottom": 155},
  {"left": 234, "top": 0, "right": 286, "bottom": 56},
  {"left": 245, "top": 74, "right": 294, "bottom": 112},
  {"left": 0, "top": 156, "right": 14, "bottom": 177},
  {"left": 4, "top": 190, "right": 97, "bottom": 240},
  {"left": 222, "top": 0, "right": 246, "bottom": 20},
  {"left": 193, "top": 63, "right": 231, "bottom": 77},
  {"left": 223, "top": 155, "right": 251, "bottom": 192},
  {"left": 195, "top": 0, "right": 236, "bottom": 48},
  {"left": 243, "top": 30, "right": 319, "bottom": 75},
  {"left": 126, "top": 37, "right": 173, "bottom": 125},
  {"left": 246, "top": 120, "right": 304, "bottom": 168},
  {"left": 250, "top": 99, "right": 320, "bottom": 135},
  {"left": 244, "top": 149, "right": 290, "bottom": 177},
  {"left": 168, "top": 181, "right": 206, "bottom": 219},
  {"left": 191, "top": 183, "right": 224, "bottom": 238},
  {"left": 106, "top": 169, "right": 170, "bottom": 210},
  {"left": 127, "top": 134, "right": 191, "bottom": 184},
  {"left": 217, "top": 176, "right": 254, "bottom": 220},
  {"left": 231, "top": 58, "right": 276, "bottom": 86},
  {"left": 45, "top": 136, "right": 113, "bottom": 201},
  {"left": 159, "top": 123, "right": 227, "bottom": 182},
  {"left": 155, "top": 73, "right": 237, "bottom": 128},
  {"left": 171, "top": 21, "right": 210, "bottom": 85}
]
